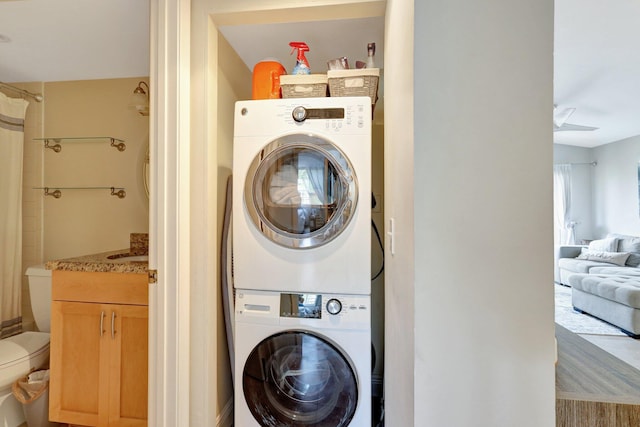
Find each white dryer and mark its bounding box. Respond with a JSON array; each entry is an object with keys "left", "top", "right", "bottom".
[
  {"left": 234, "top": 289, "right": 371, "bottom": 427},
  {"left": 233, "top": 97, "right": 371, "bottom": 295}
]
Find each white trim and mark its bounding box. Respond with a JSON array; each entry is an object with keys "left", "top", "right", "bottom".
[
  {"left": 383, "top": 0, "right": 415, "bottom": 424},
  {"left": 148, "top": 0, "right": 191, "bottom": 425},
  {"left": 188, "top": 2, "right": 219, "bottom": 425}
]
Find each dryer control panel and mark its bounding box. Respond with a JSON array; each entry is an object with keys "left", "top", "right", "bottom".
[
  {"left": 234, "top": 97, "right": 371, "bottom": 137},
  {"left": 291, "top": 106, "right": 345, "bottom": 122}
]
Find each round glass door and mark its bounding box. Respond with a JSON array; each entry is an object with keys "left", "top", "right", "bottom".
[
  {"left": 243, "top": 331, "right": 358, "bottom": 427},
  {"left": 244, "top": 134, "right": 358, "bottom": 249}
]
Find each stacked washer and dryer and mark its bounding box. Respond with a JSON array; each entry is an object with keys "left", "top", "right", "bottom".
[{"left": 232, "top": 97, "right": 373, "bottom": 427}]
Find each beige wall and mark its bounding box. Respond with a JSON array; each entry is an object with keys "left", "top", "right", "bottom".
[
  {"left": 214, "top": 30, "right": 252, "bottom": 417},
  {"left": 13, "top": 78, "right": 149, "bottom": 329},
  {"left": 42, "top": 78, "right": 150, "bottom": 261}
]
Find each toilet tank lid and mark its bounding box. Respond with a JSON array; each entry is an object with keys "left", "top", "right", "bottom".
[
  {"left": 25, "top": 264, "right": 52, "bottom": 277},
  {"left": 0, "top": 332, "right": 50, "bottom": 368}
]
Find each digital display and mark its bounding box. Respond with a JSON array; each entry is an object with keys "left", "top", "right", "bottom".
[
  {"left": 280, "top": 293, "right": 322, "bottom": 319},
  {"left": 306, "top": 108, "right": 345, "bottom": 120}
]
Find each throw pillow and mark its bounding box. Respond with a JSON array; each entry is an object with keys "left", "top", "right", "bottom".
[
  {"left": 626, "top": 253, "right": 640, "bottom": 267},
  {"left": 607, "top": 233, "right": 640, "bottom": 252},
  {"left": 577, "top": 249, "right": 630, "bottom": 266},
  {"left": 588, "top": 237, "right": 618, "bottom": 252},
  {"left": 605, "top": 234, "right": 640, "bottom": 266}
]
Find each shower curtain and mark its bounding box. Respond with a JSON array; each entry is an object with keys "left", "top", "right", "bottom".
[{"left": 0, "top": 92, "right": 28, "bottom": 338}]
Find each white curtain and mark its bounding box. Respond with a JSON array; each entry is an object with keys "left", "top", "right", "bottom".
[
  {"left": 553, "top": 164, "right": 576, "bottom": 245},
  {"left": 0, "top": 92, "right": 29, "bottom": 338}
]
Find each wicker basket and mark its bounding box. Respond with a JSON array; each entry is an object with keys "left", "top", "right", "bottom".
[
  {"left": 327, "top": 68, "right": 379, "bottom": 105},
  {"left": 280, "top": 74, "right": 328, "bottom": 98}
]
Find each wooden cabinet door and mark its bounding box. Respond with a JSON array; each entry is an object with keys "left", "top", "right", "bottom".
[
  {"left": 108, "top": 304, "right": 149, "bottom": 427},
  {"left": 49, "top": 301, "right": 110, "bottom": 427}
]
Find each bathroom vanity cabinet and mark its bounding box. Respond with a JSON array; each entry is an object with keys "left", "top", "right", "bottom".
[{"left": 49, "top": 270, "right": 148, "bottom": 427}]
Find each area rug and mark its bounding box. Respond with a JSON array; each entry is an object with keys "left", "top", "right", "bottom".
[{"left": 555, "top": 284, "right": 626, "bottom": 336}]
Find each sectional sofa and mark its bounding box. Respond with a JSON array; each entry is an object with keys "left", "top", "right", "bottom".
[
  {"left": 557, "top": 233, "right": 640, "bottom": 337},
  {"left": 557, "top": 233, "right": 640, "bottom": 286}
]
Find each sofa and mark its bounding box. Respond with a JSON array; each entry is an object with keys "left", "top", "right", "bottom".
[
  {"left": 557, "top": 233, "right": 640, "bottom": 286},
  {"left": 557, "top": 233, "right": 640, "bottom": 337},
  {"left": 568, "top": 273, "right": 640, "bottom": 337}
]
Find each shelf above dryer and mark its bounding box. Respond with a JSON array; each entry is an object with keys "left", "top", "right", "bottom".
[
  {"left": 34, "top": 187, "right": 127, "bottom": 199},
  {"left": 34, "top": 137, "right": 126, "bottom": 152}
]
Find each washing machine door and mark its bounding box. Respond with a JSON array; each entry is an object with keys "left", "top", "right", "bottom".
[
  {"left": 243, "top": 331, "right": 358, "bottom": 427},
  {"left": 245, "top": 133, "right": 358, "bottom": 249}
]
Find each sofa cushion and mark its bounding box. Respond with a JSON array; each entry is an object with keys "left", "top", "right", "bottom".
[
  {"left": 558, "top": 257, "right": 614, "bottom": 274},
  {"left": 589, "top": 266, "right": 640, "bottom": 276},
  {"left": 589, "top": 237, "right": 619, "bottom": 252},
  {"left": 569, "top": 274, "right": 640, "bottom": 309},
  {"left": 576, "top": 249, "right": 630, "bottom": 266}
]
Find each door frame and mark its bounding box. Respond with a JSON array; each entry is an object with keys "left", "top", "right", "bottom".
[{"left": 148, "top": 0, "right": 192, "bottom": 425}]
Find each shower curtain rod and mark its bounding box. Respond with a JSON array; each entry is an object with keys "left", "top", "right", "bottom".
[{"left": 0, "top": 81, "right": 43, "bottom": 102}]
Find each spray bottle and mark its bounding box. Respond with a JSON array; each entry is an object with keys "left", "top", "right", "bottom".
[{"left": 289, "top": 42, "right": 311, "bottom": 75}]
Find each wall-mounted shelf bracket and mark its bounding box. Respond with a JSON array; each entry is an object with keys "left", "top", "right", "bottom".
[
  {"left": 110, "top": 187, "right": 126, "bottom": 198},
  {"left": 44, "top": 187, "right": 62, "bottom": 198},
  {"left": 110, "top": 138, "right": 126, "bottom": 152},
  {"left": 44, "top": 139, "right": 62, "bottom": 153}
]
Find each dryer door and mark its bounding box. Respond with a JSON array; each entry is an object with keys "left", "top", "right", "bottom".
[
  {"left": 245, "top": 133, "right": 357, "bottom": 249},
  {"left": 243, "top": 330, "right": 358, "bottom": 427}
]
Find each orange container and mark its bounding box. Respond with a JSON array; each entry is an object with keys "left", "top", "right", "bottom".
[{"left": 252, "top": 60, "right": 287, "bottom": 100}]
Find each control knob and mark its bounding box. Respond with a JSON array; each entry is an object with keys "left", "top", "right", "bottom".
[
  {"left": 326, "top": 298, "right": 342, "bottom": 315},
  {"left": 292, "top": 106, "right": 307, "bottom": 122}
]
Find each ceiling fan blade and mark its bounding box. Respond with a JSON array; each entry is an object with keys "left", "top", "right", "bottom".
[
  {"left": 553, "top": 107, "right": 576, "bottom": 127},
  {"left": 554, "top": 122, "right": 599, "bottom": 132}
]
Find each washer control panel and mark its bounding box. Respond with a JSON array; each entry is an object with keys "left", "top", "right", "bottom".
[
  {"left": 235, "top": 289, "right": 370, "bottom": 329},
  {"left": 326, "top": 298, "right": 342, "bottom": 315}
]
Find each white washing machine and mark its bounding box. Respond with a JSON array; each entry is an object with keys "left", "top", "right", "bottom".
[
  {"left": 234, "top": 289, "right": 371, "bottom": 427},
  {"left": 233, "top": 97, "right": 371, "bottom": 295}
]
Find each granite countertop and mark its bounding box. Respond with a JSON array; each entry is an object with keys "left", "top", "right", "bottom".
[{"left": 46, "top": 249, "right": 149, "bottom": 274}]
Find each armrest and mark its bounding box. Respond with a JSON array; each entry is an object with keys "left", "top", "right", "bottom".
[
  {"left": 557, "top": 245, "right": 586, "bottom": 259},
  {"left": 555, "top": 244, "right": 587, "bottom": 284}
]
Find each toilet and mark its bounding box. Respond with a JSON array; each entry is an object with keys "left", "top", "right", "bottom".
[{"left": 0, "top": 265, "right": 52, "bottom": 427}]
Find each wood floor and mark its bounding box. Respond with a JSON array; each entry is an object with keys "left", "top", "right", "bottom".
[{"left": 556, "top": 324, "right": 640, "bottom": 426}]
